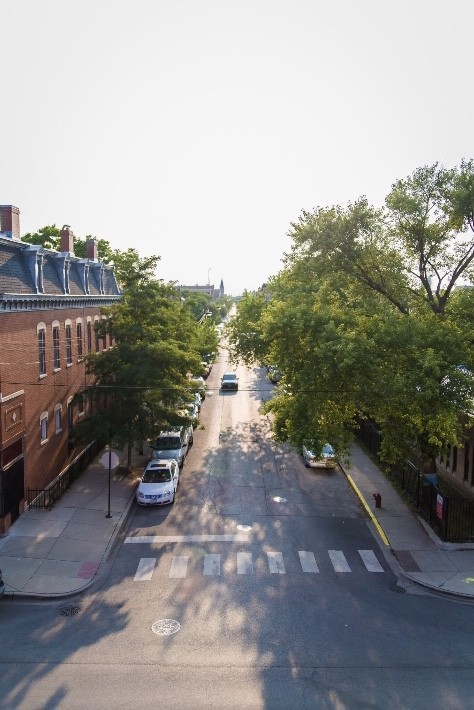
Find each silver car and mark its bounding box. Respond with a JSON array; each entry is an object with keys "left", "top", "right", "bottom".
[{"left": 302, "top": 443, "right": 337, "bottom": 468}]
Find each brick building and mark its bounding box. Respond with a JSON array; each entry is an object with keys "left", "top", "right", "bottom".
[{"left": 0, "top": 205, "right": 121, "bottom": 532}]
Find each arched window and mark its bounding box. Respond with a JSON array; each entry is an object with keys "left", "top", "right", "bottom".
[
  {"left": 37, "top": 322, "right": 46, "bottom": 376},
  {"left": 52, "top": 320, "right": 61, "bottom": 370}
]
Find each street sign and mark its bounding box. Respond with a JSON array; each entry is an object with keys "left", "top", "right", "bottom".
[{"left": 100, "top": 450, "right": 120, "bottom": 470}]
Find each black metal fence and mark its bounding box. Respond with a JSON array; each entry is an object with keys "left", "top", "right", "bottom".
[
  {"left": 356, "top": 419, "right": 474, "bottom": 543},
  {"left": 27, "top": 441, "right": 100, "bottom": 510}
]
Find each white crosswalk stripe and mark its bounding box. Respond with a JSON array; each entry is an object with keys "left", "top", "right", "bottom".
[
  {"left": 359, "top": 549, "right": 384, "bottom": 572},
  {"left": 133, "top": 549, "right": 385, "bottom": 581},
  {"left": 237, "top": 552, "right": 254, "bottom": 574},
  {"left": 298, "top": 550, "right": 319, "bottom": 573},
  {"left": 266, "top": 551, "right": 286, "bottom": 574},
  {"left": 134, "top": 557, "right": 156, "bottom": 581},
  {"left": 169, "top": 555, "right": 189, "bottom": 578},
  {"left": 204, "top": 553, "right": 221, "bottom": 576},
  {"left": 328, "top": 550, "right": 352, "bottom": 573}
]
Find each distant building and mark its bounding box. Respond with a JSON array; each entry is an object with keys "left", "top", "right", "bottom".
[
  {"left": 179, "top": 279, "right": 224, "bottom": 300},
  {"left": 0, "top": 205, "right": 121, "bottom": 532}
]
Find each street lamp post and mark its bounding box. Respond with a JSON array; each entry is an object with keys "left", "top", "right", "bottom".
[{"left": 100, "top": 446, "right": 120, "bottom": 519}]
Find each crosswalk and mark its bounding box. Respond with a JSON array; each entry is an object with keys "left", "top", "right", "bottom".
[{"left": 133, "top": 549, "right": 385, "bottom": 581}]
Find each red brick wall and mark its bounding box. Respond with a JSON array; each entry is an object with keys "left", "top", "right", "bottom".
[{"left": 0, "top": 306, "right": 106, "bottom": 495}]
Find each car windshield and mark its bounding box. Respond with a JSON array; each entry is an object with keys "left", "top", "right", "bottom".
[
  {"left": 223, "top": 374, "right": 236, "bottom": 381},
  {"left": 156, "top": 436, "right": 181, "bottom": 450},
  {"left": 142, "top": 470, "right": 172, "bottom": 483}
]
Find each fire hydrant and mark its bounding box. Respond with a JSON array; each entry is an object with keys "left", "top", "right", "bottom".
[{"left": 373, "top": 492, "right": 382, "bottom": 509}]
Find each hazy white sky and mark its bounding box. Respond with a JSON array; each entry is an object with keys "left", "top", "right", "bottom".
[{"left": 2, "top": 0, "right": 472, "bottom": 295}]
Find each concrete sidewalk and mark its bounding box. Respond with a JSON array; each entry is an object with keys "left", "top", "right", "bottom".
[
  {"left": 342, "top": 445, "right": 474, "bottom": 600},
  {"left": 1, "top": 443, "right": 474, "bottom": 600},
  {"left": 0, "top": 448, "right": 146, "bottom": 598}
]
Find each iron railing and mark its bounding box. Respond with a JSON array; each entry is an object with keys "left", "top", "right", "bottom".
[
  {"left": 356, "top": 419, "right": 474, "bottom": 543},
  {"left": 27, "top": 440, "right": 99, "bottom": 510}
]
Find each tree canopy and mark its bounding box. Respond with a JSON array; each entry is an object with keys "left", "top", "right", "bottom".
[
  {"left": 226, "top": 160, "right": 474, "bottom": 469},
  {"left": 73, "top": 252, "right": 204, "bottom": 467}
]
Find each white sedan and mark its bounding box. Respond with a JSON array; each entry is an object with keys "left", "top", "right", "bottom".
[{"left": 136, "top": 459, "right": 179, "bottom": 506}]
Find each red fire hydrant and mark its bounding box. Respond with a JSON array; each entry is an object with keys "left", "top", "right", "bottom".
[{"left": 373, "top": 492, "right": 382, "bottom": 508}]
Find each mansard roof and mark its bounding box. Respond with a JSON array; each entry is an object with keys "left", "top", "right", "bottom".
[{"left": 0, "top": 236, "right": 121, "bottom": 303}]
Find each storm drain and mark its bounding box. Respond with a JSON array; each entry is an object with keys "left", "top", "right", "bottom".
[{"left": 152, "top": 619, "right": 181, "bottom": 636}]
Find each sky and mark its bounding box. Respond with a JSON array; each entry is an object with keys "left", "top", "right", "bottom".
[{"left": 1, "top": 0, "right": 473, "bottom": 296}]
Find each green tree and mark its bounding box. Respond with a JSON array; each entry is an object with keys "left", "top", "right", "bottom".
[
  {"left": 22, "top": 225, "right": 113, "bottom": 261},
  {"left": 73, "top": 253, "right": 203, "bottom": 469},
  {"left": 228, "top": 161, "right": 474, "bottom": 470}
]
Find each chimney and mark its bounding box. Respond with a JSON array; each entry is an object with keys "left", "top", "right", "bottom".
[
  {"left": 0, "top": 205, "right": 21, "bottom": 240},
  {"left": 86, "top": 238, "right": 98, "bottom": 261},
  {"left": 60, "top": 225, "right": 74, "bottom": 253}
]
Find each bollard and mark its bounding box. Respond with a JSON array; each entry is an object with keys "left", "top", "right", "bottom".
[{"left": 373, "top": 492, "right": 382, "bottom": 508}]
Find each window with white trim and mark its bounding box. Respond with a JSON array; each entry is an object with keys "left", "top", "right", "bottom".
[
  {"left": 76, "top": 320, "right": 83, "bottom": 358},
  {"left": 37, "top": 324, "right": 46, "bottom": 376},
  {"left": 40, "top": 412, "right": 48, "bottom": 443},
  {"left": 54, "top": 404, "right": 62, "bottom": 433},
  {"left": 94, "top": 317, "right": 100, "bottom": 352},
  {"left": 52, "top": 322, "right": 61, "bottom": 369},
  {"left": 87, "top": 319, "right": 92, "bottom": 353},
  {"left": 65, "top": 321, "right": 73, "bottom": 365}
]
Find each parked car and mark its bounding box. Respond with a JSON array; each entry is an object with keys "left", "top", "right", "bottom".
[
  {"left": 191, "top": 375, "right": 206, "bottom": 400},
  {"left": 302, "top": 443, "right": 337, "bottom": 468},
  {"left": 185, "top": 402, "right": 199, "bottom": 426},
  {"left": 136, "top": 459, "right": 179, "bottom": 506},
  {"left": 201, "top": 360, "right": 212, "bottom": 378},
  {"left": 221, "top": 372, "right": 239, "bottom": 391},
  {"left": 267, "top": 366, "right": 282, "bottom": 384},
  {"left": 152, "top": 429, "right": 188, "bottom": 468}
]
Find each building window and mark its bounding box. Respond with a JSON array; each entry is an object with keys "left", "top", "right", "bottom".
[
  {"left": 87, "top": 320, "right": 92, "bottom": 353},
  {"left": 54, "top": 404, "right": 62, "bottom": 433},
  {"left": 40, "top": 412, "right": 48, "bottom": 443},
  {"left": 77, "top": 321, "right": 83, "bottom": 358},
  {"left": 65, "top": 323, "right": 73, "bottom": 365},
  {"left": 67, "top": 400, "right": 74, "bottom": 431},
  {"left": 52, "top": 323, "right": 61, "bottom": 369},
  {"left": 38, "top": 326, "right": 46, "bottom": 376},
  {"left": 94, "top": 318, "right": 100, "bottom": 352}
]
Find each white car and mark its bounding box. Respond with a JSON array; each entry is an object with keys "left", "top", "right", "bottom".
[
  {"left": 191, "top": 375, "right": 206, "bottom": 400},
  {"left": 185, "top": 402, "right": 199, "bottom": 426},
  {"left": 302, "top": 443, "right": 337, "bottom": 469},
  {"left": 136, "top": 459, "right": 179, "bottom": 506}
]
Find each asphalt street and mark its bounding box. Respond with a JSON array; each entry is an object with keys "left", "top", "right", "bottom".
[{"left": 2, "top": 346, "right": 474, "bottom": 709}]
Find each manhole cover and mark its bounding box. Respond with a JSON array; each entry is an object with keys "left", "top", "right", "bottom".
[
  {"left": 60, "top": 605, "right": 81, "bottom": 617},
  {"left": 237, "top": 524, "right": 252, "bottom": 531},
  {"left": 151, "top": 619, "right": 181, "bottom": 636},
  {"left": 272, "top": 496, "right": 287, "bottom": 503}
]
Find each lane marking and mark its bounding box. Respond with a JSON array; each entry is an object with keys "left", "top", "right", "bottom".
[
  {"left": 204, "top": 553, "right": 221, "bottom": 576},
  {"left": 237, "top": 552, "right": 254, "bottom": 574},
  {"left": 328, "top": 550, "right": 351, "bottom": 573},
  {"left": 134, "top": 557, "right": 156, "bottom": 581},
  {"left": 298, "top": 550, "right": 320, "bottom": 573},
  {"left": 359, "top": 549, "right": 384, "bottom": 572},
  {"left": 267, "top": 551, "right": 286, "bottom": 574},
  {"left": 169, "top": 556, "right": 189, "bottom": 578},
  {"left": 125, "top": 534, "right": 249, "bottom": 544}
]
